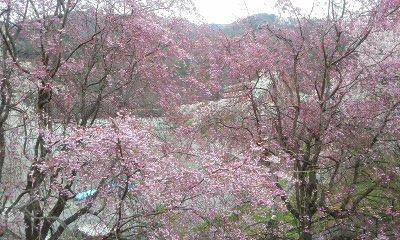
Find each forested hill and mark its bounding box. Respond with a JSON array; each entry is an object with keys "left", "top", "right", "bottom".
[{"left": 209, "top": 13, "right": 278, "bottom": 36}]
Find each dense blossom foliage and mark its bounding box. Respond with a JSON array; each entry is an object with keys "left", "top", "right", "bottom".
[{"left": 0, "top": 0, "right": 399, "bottom": 239}]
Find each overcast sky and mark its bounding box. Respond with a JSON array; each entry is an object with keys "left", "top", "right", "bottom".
[{"left": 192, "top": 0, "right": 317, "bottom": 24}]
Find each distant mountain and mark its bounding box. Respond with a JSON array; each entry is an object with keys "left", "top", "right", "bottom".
[
  {"left": 240, "top": 13, "right": 278, "bottom": 28},
  {"left": 209, "top": 13, "right": 278, "bottom": 36}
]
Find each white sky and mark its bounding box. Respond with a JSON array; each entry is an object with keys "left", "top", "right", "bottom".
[{"left": 193, "top": 0, "right": 318, "bottom": 24}]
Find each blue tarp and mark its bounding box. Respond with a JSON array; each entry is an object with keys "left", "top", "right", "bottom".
[
  {"left": 74, "top": 189, "right": 97, "bottom": 202},
  {"left": 74, "top": 183, "right": 135, "bottom": 203}
]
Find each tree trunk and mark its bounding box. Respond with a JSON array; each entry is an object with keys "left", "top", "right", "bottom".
[
  {"left": 299, "top": 230, "right": 312, "bottom": 240},
  {"left": 299, "top": 217, "right": 313, "bottom": 240},
  {"left": 0, "top": 125, "right": 5, "bottom": 184}
]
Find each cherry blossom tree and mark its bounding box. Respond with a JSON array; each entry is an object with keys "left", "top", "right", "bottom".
[
  {"left": 203, "top": 0, "right": 400, "bottom": 239},
  {"left": 0, "top": 0, "right": 399, "bottom": 239},
  {"left": 0, "top": 0, "right": 215, "bottom": 239}
]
